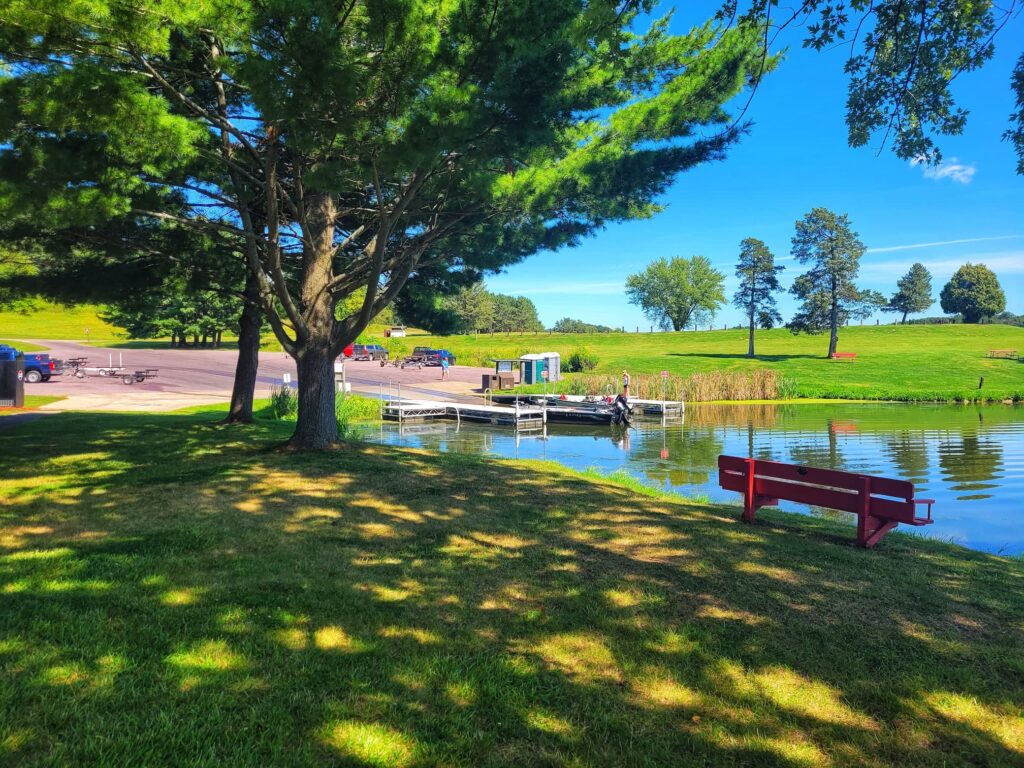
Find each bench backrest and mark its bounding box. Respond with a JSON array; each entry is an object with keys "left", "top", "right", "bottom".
[{"left": 718, "top": 456, "right": 919, "bottom": 524}]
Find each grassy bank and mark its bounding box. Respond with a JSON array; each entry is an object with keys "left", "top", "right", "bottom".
[
  {"left": 1, "top": 412, "right": 1022, "bottom": 766},
  {"left": 0, "top": 303, "right": 123, "bottom": 343},
  {"left": 398, "top": 324, "right": 1024, "bottom": 402},
  {"left": 0, "top": 340, "right": 46, "bottom": 352}
]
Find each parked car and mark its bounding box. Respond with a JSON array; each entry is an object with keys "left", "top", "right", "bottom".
[{"left": 350, "top": 343, "right": 389, "bottom": 361}]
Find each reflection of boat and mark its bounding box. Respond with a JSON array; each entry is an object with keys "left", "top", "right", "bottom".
[{"left": 398, "top": 422, "right": 459, "bottom": 437}]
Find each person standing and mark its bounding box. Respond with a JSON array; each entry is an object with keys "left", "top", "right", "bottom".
[
  {"left": 441, "top": 356, "right": 450, "bottom": 381},
  {"left": 622, "top": 369, "right": 630, "bottom": 397}
]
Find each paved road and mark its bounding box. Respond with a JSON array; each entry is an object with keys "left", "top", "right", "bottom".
[{"left": 17, "top": 340, "right": 491, "bottom": 411}]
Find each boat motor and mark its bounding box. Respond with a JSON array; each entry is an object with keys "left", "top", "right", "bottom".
[{"left": 611, "top": 393, "right": 632, "bottom": 426}]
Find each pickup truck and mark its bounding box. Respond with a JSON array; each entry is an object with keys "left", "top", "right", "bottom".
[
  {"left": 0, "top": 346, "right": 61, "bottom": 383},
  {"left": 412, "top": 346, "right": 457, "bottom": 366}
]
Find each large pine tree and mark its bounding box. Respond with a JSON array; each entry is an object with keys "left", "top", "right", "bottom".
[{"left": 0, "top": 1, "right": 774, "bottom": 448}]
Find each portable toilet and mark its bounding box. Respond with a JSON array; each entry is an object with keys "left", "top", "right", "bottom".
[
  {"left": 519, "top": 354, "right": 546, "bottom": 385},
  {"left": 539, "top": 352, "right": 561, "bottom": 383}
]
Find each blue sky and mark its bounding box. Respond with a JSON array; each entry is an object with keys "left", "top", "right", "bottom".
[{"left": 486, "top": 5, "right": 1024, "bottom": 329}]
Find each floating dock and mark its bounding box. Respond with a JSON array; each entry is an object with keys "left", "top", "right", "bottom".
[
  {"left": 382, "top": 398, "right": 547, "bottom": 430},
  {"left": 381, "top": 393, "right": 684, "bottom": 428}
]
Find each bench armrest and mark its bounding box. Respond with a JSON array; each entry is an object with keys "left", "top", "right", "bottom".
[{"left": 913, "top": 498, "right": 935, "bottom": 523}]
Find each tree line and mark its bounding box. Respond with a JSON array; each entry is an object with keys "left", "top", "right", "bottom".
[{"left": 626, "top": 207, "right": 1009, "bottom": 357}]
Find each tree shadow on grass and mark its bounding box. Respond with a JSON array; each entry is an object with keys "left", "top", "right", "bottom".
[
  {"left": 1, "top": 412, "right": 1022, "bottom": 766},
  {"left": 666, "top": 353, "right": 824, "bottom": 362}
]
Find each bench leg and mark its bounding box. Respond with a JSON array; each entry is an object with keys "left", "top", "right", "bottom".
[
  {"left": 858, "top": 519, "right": 898, "bottom": 548},
  {"left": 855, "top": 477, "right": 899, "bottom": 546},
  {"left": 743, "top": 458, "right": 757, "bottom": 523}
]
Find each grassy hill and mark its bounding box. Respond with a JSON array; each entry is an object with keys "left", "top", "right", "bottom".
[
  {"left": 0, "top": 302, "right": 123, "bottom": 343},
  {"left": 0, "top": 410, "right": 1021, "bottom": 766},
  {"left": 389, "top": 324, "right": 1024, "bottom": 402},
  {"left": 0, "top": 301, "right": 402, "bottom": 351}
]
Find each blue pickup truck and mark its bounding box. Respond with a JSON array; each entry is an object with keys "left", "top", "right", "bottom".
[{"left": 0, "top": 345, "right": 61, "bottom": 383}]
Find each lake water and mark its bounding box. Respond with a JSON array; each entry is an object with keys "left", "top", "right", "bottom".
[{"left": 367, "top": 403, "right": 1024, "bottom": 555}]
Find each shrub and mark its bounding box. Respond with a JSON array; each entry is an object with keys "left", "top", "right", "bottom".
[
  {"left": 565, "top": 346, "right": 599, "bottom": 373},
  {"left": 269, "top": 384, "right": 298, "bottom": 420}
]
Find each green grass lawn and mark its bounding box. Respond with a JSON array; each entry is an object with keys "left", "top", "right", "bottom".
[
  {"left": 397, "top": 324, "right": 1024, "bottom": 401},
  {"left": 21, "top": 395, "right": 65, "bottom": 409},
  {"left": 0, "top": 302, "right": 124, "bottom": 342},
  {"left": 0, "top": 340, "right": 46, "bottom": 352},
  {"left": 1, "top": 412, "right": 1022, "bottom": 766}
]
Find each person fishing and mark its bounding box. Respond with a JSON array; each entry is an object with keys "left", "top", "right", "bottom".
[{"left": 622, "top": 369, "right": 630, "bottom": 397}]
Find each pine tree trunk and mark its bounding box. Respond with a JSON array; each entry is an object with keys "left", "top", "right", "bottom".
[
  {"left": 901, "top": 310, "right": 908, "bottom": 324},
  {"left": 290, "top": 343, "right": 337, "bottom": 449},
  {"left": 225, "top": 275, "right": 262, "bottom": 424},
  {"left": 747, "top": 309, "right": 755, "bottom": 358},
  {"left": 288, "top": 192, "right": 341, "bottom": 450},
  {"left": 828, "top": 283, "right": 839, "bottom": 357}
]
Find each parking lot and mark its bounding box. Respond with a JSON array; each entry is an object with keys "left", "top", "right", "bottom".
[{"left": 17, "top": 341, "right": 491, "bottom": 411}]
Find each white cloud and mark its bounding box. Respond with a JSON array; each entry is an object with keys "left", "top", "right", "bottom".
[
  {"left": 910, "top": 155, "right": 976, "bottom": 184},
  {"left": 859, "top": 250, "right": 1024, "bottom": 279},
  {"left": 867, "top": 235, "right": 1022, "bottom": 254}
]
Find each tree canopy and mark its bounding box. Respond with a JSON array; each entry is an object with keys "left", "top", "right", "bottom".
[
  {"left": 721, "top": 0, "right": 1024, "bottom": 171},
  {"left": 787, "top": 208, "right": 882, "bottom": 356},
  {"left": 732, "top": 237, "right": 783, "bottom": 357},
  {"left": 886, "top": 263, "right": 934, "bottom": 324},
  {"left": 0, "top": 0, "right": 774, "bottom": 447},
  {"left": 552, "top": 317, "right": 616, "bottom": 334},
  {"left": 940, "top": 263, "right": 1006, "bottom": 323},
  {"left": 626, "top": 255, "right": 726, "bottom": 331}
]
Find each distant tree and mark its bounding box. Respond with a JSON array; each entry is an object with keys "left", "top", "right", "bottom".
[
  {"left": 101, "top": 266, "right": 242, "bottom": 347},
  {"left": 992, "top": 311, "right": 1024, "bottom": 327},
  {"left": 491, "top": 294, "right": 543, "bottom": 333},
  {"left": 886, "top": 263, "right": 934, "bottom": 323},
  {"left": 733, "top": 238, "right": 784, "bottom": 357},
  {"left": 626, "top": 256, "right": 726, "bottom": 332},
  {"left": 787, "top": 208, "right": 882, "bottom": 356},
  {"left": 551, "top": 318, "right": 615, "bottom": 334},
  {"left": 443, "top": 284, "right": 495, "bottom": 334},
  {"left": 940, "top": 263, "right": 1006, "bottom": 323}
]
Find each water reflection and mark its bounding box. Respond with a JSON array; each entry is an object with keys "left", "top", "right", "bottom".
[
  {"left": 938, "top": 434, "right": 1003, "bottom": 500},
  {"left": 370, "top": 403, "right": 1024, "bottom": 554}
]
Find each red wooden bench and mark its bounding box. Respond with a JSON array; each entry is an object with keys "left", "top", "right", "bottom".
[
  {"left": 831, "top": 352, "right": 857, "bottom": 360},
  {"left": 717, "top": 455, "right": 935, "bottom": 548}
]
